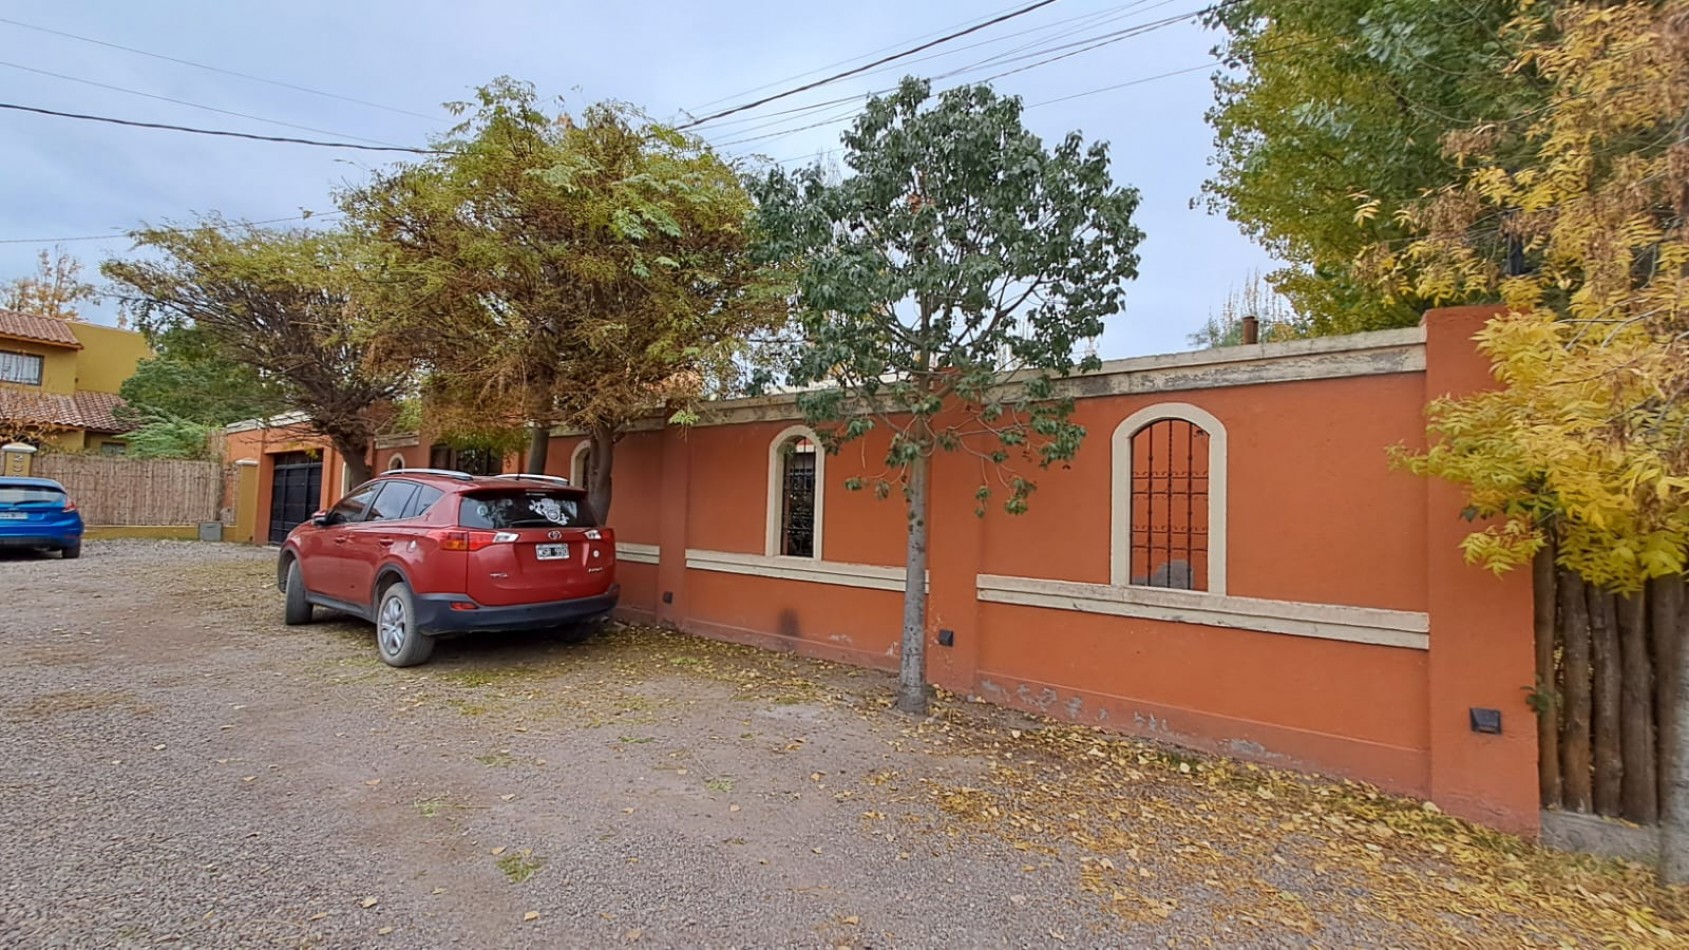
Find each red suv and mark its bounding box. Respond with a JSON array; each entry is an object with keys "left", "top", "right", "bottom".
[{"left": 276, "top": 470, "right": 618, "bottom": 666}]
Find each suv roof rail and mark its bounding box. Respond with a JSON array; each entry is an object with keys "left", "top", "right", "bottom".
[
  {"left": 490, "top": 473, "right": 573, "bottom": 486},
  {"left": 387, "top": 467, "right": 475, "bottom": 481}
]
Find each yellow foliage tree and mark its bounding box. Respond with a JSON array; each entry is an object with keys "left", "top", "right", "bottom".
[
  {"left": 1373, "top": 0, "right": 1689, "bottom": 593},
  {"left": 1370, "top": 0, "right": 1688, "bottom": 880}
]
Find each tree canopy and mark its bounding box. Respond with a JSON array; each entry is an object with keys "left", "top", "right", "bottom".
[
  {"left": 345, "top": 78, "right": 779, "bottom": 517},
  {"left": 750, "top": 77, "right": 1143, "bottom": 713},
  {"left": 103, "top": 222, "right": 405, "bottom": 485},
  {"left": 1381, "top": 0, "right": 1689, "bottom": 592},
  {"left": 1203, "top": 0, "right": 1538, "bottom": 335},
  {"left": 119, "top": 324, "right": 284, "bottom": 427},
  {"left": 3, "top": 247, "right": 98, "bottom": 321}
]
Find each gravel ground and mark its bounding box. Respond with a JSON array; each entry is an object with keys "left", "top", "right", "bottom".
[{"left": 0, "top": 541, "right": 1677, "bottom": 949}]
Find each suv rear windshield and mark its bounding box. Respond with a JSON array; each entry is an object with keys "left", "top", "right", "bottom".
[
  {"left": 0, "top": 486, "right": 65, "bottom": 505},
  {"left": 458, "top": 489, "right": 596, "bottom": 529}
]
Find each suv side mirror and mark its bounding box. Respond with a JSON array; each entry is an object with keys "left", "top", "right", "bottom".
[{"left": 310, "top": 510, "right": 335, "bottom": 528}]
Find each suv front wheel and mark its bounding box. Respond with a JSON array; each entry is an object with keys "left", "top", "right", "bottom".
[{"left": 375, "top": 580, "right": 434, "bottom": 667}]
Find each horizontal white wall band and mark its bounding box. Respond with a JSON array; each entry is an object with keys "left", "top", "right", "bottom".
[
  {"left": 616, "top": 542, "right": 660, "bottom": 565},
  {"left": 685, "top": 549, "right": 913, "bottom": 593},
  {"left": 976, "top": 573, "right": 1430, "bottom": 651}
]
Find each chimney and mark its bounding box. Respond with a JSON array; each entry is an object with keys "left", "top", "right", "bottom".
[{"left": 1241, "top": 314, "right": 1260, "bottom": 345}]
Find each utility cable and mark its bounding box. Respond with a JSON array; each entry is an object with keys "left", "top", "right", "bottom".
[
  {"left": 0, "top": 212, "right": 347, "bottom": 246},
  {"left": 0, "top": 101, "right": 438, "bottom": 154},
  {"left": 0, "top": 60, "right": 404, "bottom": 147},
  {"left": 678, "top": 0, "right": 1062, "bottom": 129},
  {"left": 709, "top": 5, "right": 1210, "bottom": 152},
  {"left": 0, "top": 15, "right": 437, "bottom": 121}
]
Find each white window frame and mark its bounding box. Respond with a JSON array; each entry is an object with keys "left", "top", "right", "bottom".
[
  {"left": 1110, "top": 403, "right": 1228, "bottom": 595},
  {"left": 386, "top": 453, "right": 407, "bottom": 471},
  {"left": 570, "top": 440, "right": 592, "bottom": 487},
  {"left": 765, "top": 424, "right": 824, "bottom": 560},
  {"left": 0, "top": 350, "right": 44, "bottom": 386}
]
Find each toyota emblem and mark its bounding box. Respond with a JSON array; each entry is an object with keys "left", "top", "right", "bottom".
[{"left": 547, "top": 530, "right": 562, "bottom": 540}]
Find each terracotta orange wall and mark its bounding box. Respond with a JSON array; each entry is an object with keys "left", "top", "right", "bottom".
[
  {"left": 982, "top": 372, "right": 1429, "bottom": 610},
  {"left": 681, "top": 420, "right": 905, "bottom": 563},
  {"left": 973, "top": 606, "right": 1431, "bottom": 790},
  {"left": 233, "top": 315, "right": 1540, "bottom": 835}
]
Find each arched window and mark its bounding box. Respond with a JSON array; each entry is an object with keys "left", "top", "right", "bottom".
[
  {"left": 386, "top": 453, "right": 407, "bottom": 472},
  {"left": 766, "top": 425, "right": 824, "bottom": 559},
  {"left": 1111, "top": 404, "right": 1227, "bottom": 594},
  {"left": 570, "top": 441, "right": 592, "bottom": 487}
]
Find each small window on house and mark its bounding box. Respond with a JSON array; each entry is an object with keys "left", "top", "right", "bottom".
[
  {"left": 386, "top": 454, "right": 407, "bottom": 472},
  {"left": 777, "top": 436, "right": 817, "bottom": 558},
  {"left": 0, "top": 351, "right": 44, "bottom": 386},
  {"left": 99, "top": 442, "right": 127, "bottom": 457},
  {"left": 1129, "top": 418, "right": 1210, "bottom": 591}
]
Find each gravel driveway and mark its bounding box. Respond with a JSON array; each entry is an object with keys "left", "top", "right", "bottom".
[{"left": 0, "top": 542, "right": 1678, "bottom": 949}]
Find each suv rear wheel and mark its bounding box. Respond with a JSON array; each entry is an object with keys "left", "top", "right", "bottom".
[{"left": 376, "top": 580, "right": 434, "bottom": 667}]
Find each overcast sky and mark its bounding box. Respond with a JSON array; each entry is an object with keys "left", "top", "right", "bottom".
[{"left": 0, "top": 0, "right": 1275, "bottom": 358}]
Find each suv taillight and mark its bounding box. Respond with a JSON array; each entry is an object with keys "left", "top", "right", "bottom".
[
  {"left": 62, "top": 499, "right": 77, "bottom": 512},
  {"left": 430, "top": 529, "right": 515, "bottom": 552}
]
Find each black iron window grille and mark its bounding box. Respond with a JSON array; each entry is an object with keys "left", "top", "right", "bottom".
[
  {"left": 779, "top": 437, "right": 817, "bottom": 558},
  {"left": 1129, "top": 418, "right": 1210, "bottom": 591}
]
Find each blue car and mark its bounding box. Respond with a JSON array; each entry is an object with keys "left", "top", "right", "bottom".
[{"left": 0, "top": 476, "right": 84, "bottom": 559}]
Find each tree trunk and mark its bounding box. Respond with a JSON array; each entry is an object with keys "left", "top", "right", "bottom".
[
  {"left": 525, "top": 423, "right": 550, "bottom": 475},
  {"left": 1619, "top": 591, "right": 1657, "bottom": 823},
  {"left": 1534, "top": 545, "right": 1561, "bottom": 808},
  {"left": 1590, "top": 585, "right": 1623, "bottom": 817},
  {"left": 1658, "top": 575, "right": 1689, "bottom": 884},
  {"left": 335, "top": 438, "right": 373, "bottom": 489},
  {"left": 1560, "top": 567, "right": 1593, "bottom": 812},
  {"left": 896, "top": 446, "right": 932, "bottom": 716},
  {"left": 1655, "top": 576, "right": 1685, "bottom": 824},
  {"left": 586, "top": 423, "right": 616, "bottom": 522}
]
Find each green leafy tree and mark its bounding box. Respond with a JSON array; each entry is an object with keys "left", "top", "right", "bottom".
[
  {"left": 749, "top": 78, "right": 1144, "bottom": 714},
  {"left": 123, "top": 414, "right": 219, "bottom": 460},
  {"left": 1203, "top": 0, "right": 1538, "bottom": 334},
  {"left": 345, "top": 79, "right": 779, "bottom": 517},
  {"left": 119, "top": 325, "right": 284, "bottom": 426},
  {"left": 103, "top": 222, "right": 406, "bottom": 486}
]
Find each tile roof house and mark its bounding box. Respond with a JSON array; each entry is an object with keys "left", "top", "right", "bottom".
[{"left": 0, "top": 309, "right": 152, "bottom": 453}]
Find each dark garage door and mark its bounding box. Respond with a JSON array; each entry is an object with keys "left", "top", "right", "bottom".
[{"left": 268, "top": 452, "right": 323, "bottom": 544}]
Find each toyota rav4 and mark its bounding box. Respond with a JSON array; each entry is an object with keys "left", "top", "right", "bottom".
[{"left": 276, "top": 469, "right": 617, "bottom": 666}]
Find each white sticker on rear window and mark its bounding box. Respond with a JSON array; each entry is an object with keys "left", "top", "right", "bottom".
[{"left": 530, "top": 496, "right": 567, "bottom": 524}]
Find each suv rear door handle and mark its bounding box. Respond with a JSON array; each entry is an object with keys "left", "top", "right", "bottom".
[{"left": 378, "top": 539, "right": 394, "bottom": 547}]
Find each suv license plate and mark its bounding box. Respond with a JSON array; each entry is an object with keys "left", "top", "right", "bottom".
[
  {"left": 0, "top": 512, "right": 26, "bottom": 520},
  {"left": 535, "top": 543, "right": 569, "bottom": 560}
]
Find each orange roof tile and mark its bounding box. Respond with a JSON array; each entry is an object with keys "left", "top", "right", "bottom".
[
  {"left": 0, "top": 386, "right": 132, "bottom": 433},
  {"left": 0, "top": 309, "right": 82, "bottom": 348}
]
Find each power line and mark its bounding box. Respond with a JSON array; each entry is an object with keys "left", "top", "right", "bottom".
[
  {"left": 0, "top": 60, "right": 404, "bottom": 147},
  {"left": 685, "top": 0, "right": 1051, "bottom": 113},
  {"left": 709, "top": 5, "right": 1210, "bottom": 153},
  {"left": 0, "top": 212, "right": 347, "bottom": 246},
  {"left": 693, "top": 0, "right": 1177, "bottom": 138},
  {"left": 1029, "top": 60, "right": 1215, "bottom": 106},
  {"left": 0, "top": 15, "right": 438, "bottom": 122},
  {"left": 679, "top": 0, "right": 1063, "bottom": 129},
  {"left": 748, "top": 57, "right": 1222, "bottom": 166},
  {"left": 693, "top": 0, "right": 1167, "bottom": 132},
  {"left": 0, "top": 101, "right": 439, "bottom": 154}
]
